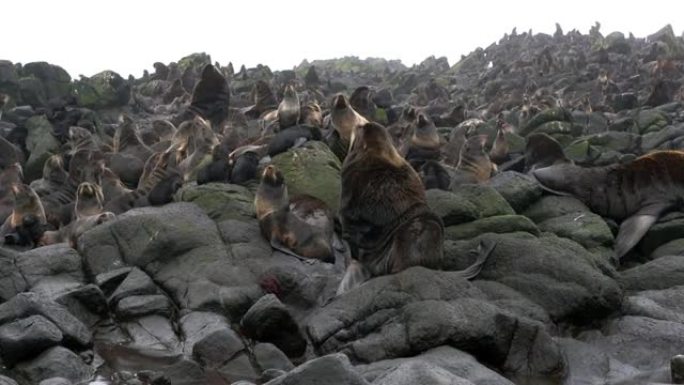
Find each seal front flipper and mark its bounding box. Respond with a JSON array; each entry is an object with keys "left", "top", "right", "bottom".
[
  {"left": 456, "top": 240, "right": 497, "bottom": 279},
  {"left": 269, "top": 237, "right": 316, "bottom": 265},
  {"left": 336, "top": 259, "right": 371, "bottom": 296},
  {"left": 615, "top": 203, "right": 671, "bottom": 261}
]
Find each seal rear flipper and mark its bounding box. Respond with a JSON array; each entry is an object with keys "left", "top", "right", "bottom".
[
  {"left": 456, "top": 240, "right": 497, "bottom": 279},
  {"left": 615, "top": 203, "right": 671, "bottom": 261},
  {"left": 336, "top": 259, "right": 371, "bottom": 296}
]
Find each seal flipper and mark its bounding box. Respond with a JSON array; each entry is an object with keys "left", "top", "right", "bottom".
[
  {"left": 336, "top": 259, "right": 371, "bottom": 296},
  {"left": 270, "top": 237, "right": 316, "bottom": 265},
  {"left": 615, "top": 203, "right": 671, "bottom": 261},
  {"left": 456, "top": 240, "right": 497, "bottom": 279}
]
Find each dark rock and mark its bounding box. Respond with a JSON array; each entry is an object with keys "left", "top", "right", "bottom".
[
  {"left": 109, "top": 267, "right": 158, "bottom": 306},
  {"left": 180, "top": 311, "right": 244, "bottom": 368},
  {"left": 0, "top": 376, "right": 18, "bottom": 385},
  {"left": 449, "top": 184, "right": 515, "bottom": 217},
  {"left": 115, "top": 295, "right": 173, "bottom": 320},
  {"left": 371, "top": 361, "right": 475, "bottom": 385},
  {"left": 38, "top": 378, "right": 73, "bottom": 385},
  {"left": 0, "top": 292, "right": 91, "bottom": 348},
  {"left": 522, "top": 196, "right": 591, "bottom": 223},
  {"left": 254, "top": 343, "right": 294, "bottom": 372},
  {"left": 15, "top": 346, "right": 93, "bottom": 384},
  {"left": 94, "top": 267, "right": 133, "bottom": 296},
  {"left": 445, "top": 215, "right": 539, "bottom": 240},
  {"left": 175, "top": 183, "right": 255, "bottom": 222},
  {"left": 263, "top": 353, "right": 369, "bottom": 385},
  {"left": 16, "top": 244, "right": 84, "bottom": 288},
  {"left": 241, "top": 294, "right": 306, "bottom": 358},
  {"left": 537, "top": 212, "right": 614, "bottom": 249},
  {"left": 356, "top": 346, "right": 514, "bottom": 385},
  {"left": 74, "top": 70, "right": 130, "bottom": 109},
  {"left": 122, "top": 315, "right": 180, "bottom": 352},
  {"left": 673, "top": 355, "right": 684, "bottom": 384},
  {"left": 0, "top": 315, "right": 63, "bottom": 365},
  {"left": 217, "top": 353, "right": 259, "bottom": 384}
]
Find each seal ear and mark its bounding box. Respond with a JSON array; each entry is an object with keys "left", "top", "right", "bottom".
[{"left": 614, "top": 203, "right": 671, "bottom": 261}]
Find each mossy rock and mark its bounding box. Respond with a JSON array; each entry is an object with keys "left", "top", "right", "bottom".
[
  {"left": 425, "top": 189, "right": 480, "bottom": 226},
  {"left": 641, "top": 125, "right": 684, "bottom": 152},
  {"left": 21, "top": 62, "right": 72, "bottom": 102},
  {"left": 523, "top": 196, "right": 591, "bottom": 223},
  {"left": 445, "top": 215, "right": 539, "bottom": 240},
  {"left": 639, "top": 213, "right": 684, "bottom": 257},
  {"left": 487, "top": 171, "right": 543, "bottom": 213},
  {"left": 531, "top": 121, "right": 575, "bottom": 136},
  {"left": 637, "top": 109, "right": 669, "bottom": 134},
  {"left": 585, "top": 131, "right": 640, "bottom": 153},
  {"left": 650, "top": 238, "right": 684, "bottom": 259},
  {"left": 175, "top": 183, "right": 255, "bottom": 222},
  {"left": 75, "top": 70, "right": 130, "bottom": 109},
  {"left": 178, "top": 53, "right": 212, "bottom": 74},
  {"left": 449, "top": 184, "right": 514, "bottom": 218},
  {"left": 521, "top": 107, "right": 573, "bottom": 136},
  {"left": 538, "top": 212, "right": 614, "bottom": 249},
  {"left": 24, "top": 115, "right": 60, "bottom": 182},
  {"left": 505, "top": 131, "right": 526, "bottom": 154},
  {"left": 271, "top": 141, "right": 342, "bottom": 211},
  {"left": 17, "top": 77, "right": 47, "bottom": 107}
]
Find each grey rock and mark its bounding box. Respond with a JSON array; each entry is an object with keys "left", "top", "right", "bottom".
[
  {"left": 487, "top": 171, "right": 543, "bottom": 213},
  {"left": 651, "top": 238, "right": 684, "bottom": 259},
  {"left": 0, "top": 292, "right": 91, "bottom": 347},
  {"left": 38, "top": 378, "right": 72, "bottom": 385},
  {"left": 254, "top": 343, "right": 294, "bottom": 372},
  {"left": 16, "top": 244, "right": 84, "bottom": 288},
  {"left": 448, "top": 184, "right": 515, "bottom": 218},
  {"left": 0, "top": 315, "right": 63, "bottom": 365},
  {"left": 620, "top": 255, "right": 684, "bottom": 291},
  {"left": 264, "top": 353, "right": 369, "bottom": 385},
  {"left": 175, "top": 183, "right": 255, "bottom": 223},
  {"left": 0, "top": 375, "right": 18, "bottom": 385},
  {"left": 523, "top": 195, "right": 591, "bottom": 223},
  {"left": 556, "top": 337, "right": 641, "bottom": 385},
  {"left": 94, "top": 267, "right": 133, "bottom": 296},
  {"left": 445, "top": 232, "right": 621, "bottom": 322},
  {"left": 24, "top": 115, "right": 60, "bottom": 181},
  {"left": 180, "top": 311, "right": 244, "bottom": 367},
  {"left": 537, "top": 212, "right": 614, "bottom": 249},
  {"left": 109, "top": 268, "right": 158, "bottom": 306},
  {"left": 241, "top": 294, "right": 306, "bottom": 358},
  {"left": 53, "top": 284, "right": 108, "bottom": 328},
  {"left": 0, "top": 247, "right": 26, "bottom": 301},
  {"left": 445, "top": 214, "right": 539, "bottom": 240},
  {"left": 372, "top": 361, "right": 475, "bottom": 385},
  {"left": 356, "top": 346, "right": 513, "bottom": 385},
  {"left": 218, "top": 353, "right": 259, "bottom": 384},
  {"left": 115, "top": 295, "right": 173, "bottom": 320},
  {"left": 15, "top": 346, "right": 93, "bottom": 384},
  {"left": 122, "top": 315, "right": 180, "bottom": 352},
  {"left": 673, "top": 355, "right": 684, "bottom": 384},
  {"left": 640, "top": 213, "right": 684, "bottom": 257},
  {"left": 307, "top": 267, "right": 564, "bottom": 378}
]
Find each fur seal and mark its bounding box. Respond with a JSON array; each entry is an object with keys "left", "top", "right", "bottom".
[
  {"left": 328, "top": 94, "right": 368, "bottom": 161},
  {"left": 0, "top": 163, "right": 24, "bottom": 226},
  {"left": 405, "top": 113, "right": 442, "bottom": 164},
  {"left": 338, "top": 122, "right": 492, "bottom": 294},
  {"left": 0, "top": 184, "right": 47, "bottom": 242},
  {"left": 450, "top": 135, "right": 496, "bottom": 187},
  {"left": 188, "top": 64, "right": 231, "bottom": 128},
  {"left": 267, "top": 125, "right": 322, "bottom": 157},
  {"left": 442, "top": 126, "right": 467, "bottom": 167},
  {"left": 299, "top": 102, "right": 323, "bottom": 128},
  {"left": 417, "top": 160, "right": 451, "bottom": 190},
  {"left": 243, "top": 81, "right": 278, "bottom": 119},
  {"left": 0, "top": 93, "right": 8, "bottom": 119},
  {"left": 489, "top": 126, "right": 510, "bottom": 165},
  {"left": 277, "top": 85, "right": 300, "bottom": 130},
  {"left": 524, "top": 133, "right": 570, "bottom": 173},
  {"left": 255, "top": 165, "right": 334, "bottom": 263},
  {"left": 349, "top": 86, "right": 376, "bottom": 121},
  {"left": 533, "top": 150, "right": 684, "bottom": 260}
]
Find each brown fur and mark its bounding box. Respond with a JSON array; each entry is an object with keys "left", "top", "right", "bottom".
[
  {"left": 451, "top": 135, "right": 495, "bottom": 186},
  {"left": 0, "top": 184, "right": 47, "bottom": 238},
  {"left": 277, "top": 85, "right": 300, "bottom": 130},
  {"left": 300, "top": 102, "right": 323, "bottom": 127}
]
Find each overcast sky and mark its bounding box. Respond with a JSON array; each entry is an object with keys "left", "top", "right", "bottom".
[{"left": 3, "top": 0, "right": 683, "bottom": 78}]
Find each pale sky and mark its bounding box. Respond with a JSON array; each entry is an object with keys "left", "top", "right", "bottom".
[{"left": 3, "top": 0, "right": 683, "bottom": 79}]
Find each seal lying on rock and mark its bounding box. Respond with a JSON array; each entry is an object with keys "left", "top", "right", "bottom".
[
  {"left": 533, "top": 150, "right": 684, "bottom": 260},
  {"left": 255, "top": 165, "right": 335, "bottom": 263},
  {"left": 338, "top": 122, "right": 494, "bottom": 294}
]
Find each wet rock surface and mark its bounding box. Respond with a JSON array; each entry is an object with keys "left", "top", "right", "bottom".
[{"left": 1, "top": 23, "right": 684, "bottom": 385}]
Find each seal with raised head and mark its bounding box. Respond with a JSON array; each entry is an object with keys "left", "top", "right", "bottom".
[
  {"left": 327, "top": 94, "right": 368, "bottom": 161},
  {"left": 338, "top": 122, "right": 494, "bottom": 294},
  {"left": 533, "top": 150, "right": 684, "bottom": 260},
  {"left": 0, "top": 184, "right": 47, "bottom": 242},
  {"left": 405, "top": 113, "right": 442, "bottom": 164},
  {"left": 450, "top": 135, "right": 496, "bottom": 187},
  {"left": 255, "top": 165, "right": 334, "bottom": 263},
  {"left": 524, "top": 133, "right": 570, "bottom": 173},
  {"left": 277, "top": 84, "right": 300, "bottom": 130}
]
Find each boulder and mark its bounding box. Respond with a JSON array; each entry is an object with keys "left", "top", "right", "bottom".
[
  {"left": 241, "top": 294, "right": 307, "bottom": 358},
  {"left": 108, "top": 267, "right": 158, "bottom": 306},
  {"left": 448, "top": 184, "right": 515, "bottom": 217},
  {"left": 425, "top": 189, "right": 480, "bottom": 226},
  {"left": 175, "top": 183, "right": 255, "bottom": 222},
  {"left": 115, "top": 295, "right": 173, "bottom": 320},
  {"left": 487, "top": 171, "right": 543, "bottom": 213},
  {"left": 271, "top": 141, "right": 342, "bottom": 211},
  {"left": 15, "top": 244, "right": 84, "bottom": 288},
  {"left": 264, "top": 353, "right": 369, "bottom": 385},
  {"left": 445, "top": 215, "right": 539, "bottom": 240},
  {"left": 15, "top": 346, "right": 93, "bottom": 384},
  {"left": 537, "top": 212, "right": 614, "bottom": 249},
  {"left": 74, "top": 70, "right": 130, "bottom": 109},
  {"left": 0, "top": 315, "right": 63, "bottom": 365},
  {"left": 522, "top": 196, "right": 591, "bottom": 223},
  {"left": 180, "top": 311, "right": 244, "bottom": 367},
  {"left": 254, "top": 343, "right": 294, "bottom": 372},
  {"left": 24, "top": 115, "right": 60, "bottom": 181},
  {"left": 620, "top": 255, "right": 684, "bottom": 291}
]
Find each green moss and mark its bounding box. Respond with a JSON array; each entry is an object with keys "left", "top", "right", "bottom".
[
  {"left": 175, "top": 183, "right": 255, "bottom": 222},
  {"left": 445, "top": 215, "right": 539, "bottom": 240}
]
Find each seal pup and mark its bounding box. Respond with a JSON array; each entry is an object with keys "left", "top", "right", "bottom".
[
  {"left": 299, "top": 102, "right": 323, "bottom": 128},
  {"left": 533, "top": 150, "right": 684, "bottom": 260},
  {"left": 255, "top": 165, "right": 334, "bottom": 263},
  {"left": 277, "top": 84, "right": 300, "bottom": 130},
  {"left": 338, "top": 122, "right": 493, "bottom": 294},
  {"left": 450, "top": 135, "right": 496, "bottom": 187}
]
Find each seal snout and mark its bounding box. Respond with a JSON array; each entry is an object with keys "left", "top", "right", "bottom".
[
  {"left": 333, "top": 94, "right": 348, "bottom": 109},
  {"left": 261, "top": 165, "right": 283, "bottom": 185}
]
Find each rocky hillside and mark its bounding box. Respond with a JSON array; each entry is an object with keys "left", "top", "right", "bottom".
[{"left": 0, "top": 23, "right": 684, "bottom": 385}]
